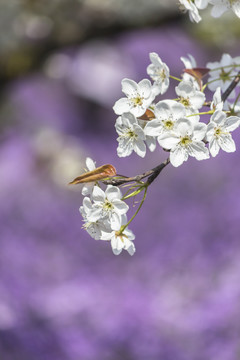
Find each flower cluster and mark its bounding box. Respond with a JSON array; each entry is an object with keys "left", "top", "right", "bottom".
[
  {"left": 72, "top": 52, "right": 240, "bottom": 256},
  {"left": 113, "top": 52, "right": 240, "bottom": 167},
  {"left": 178, "top": 0, "right": 240, "bottom": 23},
  {"left": 79, "top": 161, "right": 135, "bottom": 256}
]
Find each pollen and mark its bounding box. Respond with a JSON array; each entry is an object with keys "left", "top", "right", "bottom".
[
  {"left": 180, "top": 97, "right": 190, "bottom": 107},
  {"left": 154, "top": 68, "right": 166, "bottom": 81},
  {"left": 131, "top": 96, "right": 144, "bottom": 107},
  {"left": 214, "top": 127, "right": 223, "bottom": 137},
  {"left": 163, "top": 119, "right": 174, "bottom": 130},
  {"left": 180, "top": 135, "right": 192, "bottom": 146},
  {"left": 103, "top": 199, "right": 114, "bottom": 211}
]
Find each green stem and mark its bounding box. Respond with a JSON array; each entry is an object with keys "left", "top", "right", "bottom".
[
  {"left": 120, "top": 185, "right": 148, "bottom": 233},
  {"left": 170, "top": 75, "right": 182, "bottom": 82}
]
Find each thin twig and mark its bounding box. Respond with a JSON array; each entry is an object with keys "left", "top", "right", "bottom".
[
  {"left": 222, "top": 70, "right": 240, "bottom": 102},
  {"left": 103, "top": 157, "right": 170, "bottom": 186}
]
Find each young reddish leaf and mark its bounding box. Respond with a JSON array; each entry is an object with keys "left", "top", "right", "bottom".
[
  {"left": 69, "top": 164, "right": 116, "bottom": 185},
  {"left": 138, "top": 109, "right": 155, "bottom": 121},
  {"left": 184, "top": 67, "right": 210, "bottom": 89}
]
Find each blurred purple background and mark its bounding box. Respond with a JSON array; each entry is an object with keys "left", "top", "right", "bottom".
[{"left": 1, "top": 1, "right": 240, "bottom": 359}]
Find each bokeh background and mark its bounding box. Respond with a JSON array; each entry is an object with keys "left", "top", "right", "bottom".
[{"left": 1, "top": 1, "right": 240, "bottom": 359}]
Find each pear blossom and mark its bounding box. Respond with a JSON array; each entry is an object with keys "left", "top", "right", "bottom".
[
  {"left": 158, "top": 119, "right": 209, "bottom": 167},
  {"left": 147, "top": 52, "right": 170, "bottom": 96},
  {"left": 209, "top": 0, "right": 240, "bottom": 18},
  {"left": 80, "top": 197, "right": 111, "bottom": 240},
  {"left": 86, "top": 185, "right": 129, "bottom": 230},
  {"left": 101, "top": 228, "right": 136, "bottom": 256},
  {"left": 144, "top": 100, "right": 186, "bottom": 141},
  {"left": 175, "top": 81, "right": 205, "bottom": 120},
  {"left": 113, "top": 78, "right": 155, "bottom": 117},
  {"left": 206, "top": 110, "right": 240, "bottom": 157},
  {"left": 207, "top": 54, "right": 238, "bottom": 95},
  {"left": 115, "top": 112, "right": 146, "bottom": 158}
]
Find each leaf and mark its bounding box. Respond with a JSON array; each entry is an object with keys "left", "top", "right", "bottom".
[
  {"left": 138, "top": 109, "right": 155, "bottom": 121},
  {"left": 184, "top": 67, "right": 209, "bottom": 80},
  {"left": 184, "top": 67, "right": 210, "bottom": 89},
  {"left": 69, "top": 164, "right": 117, "bottom": 185}
]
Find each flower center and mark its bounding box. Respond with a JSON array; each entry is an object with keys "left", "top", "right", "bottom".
[
  {"left": 214, "top": 127, "right": 223, "bottom": 137},
  {"left": 220, "top": 69, "right": 231, "bottom": 83},
  {"left": 131, "top": 96, "right": 144, "bottom": 107},
  {"left": 103, "top": 199, "right": 114, "bottom": 211},
  {"left": 163, "top": 119, "right": 174, "bottom": 130},
  {"left": 180, "top": 97, "right": 190, "bottom": 108},
  {"left": 126, "top": 129, "right": 137, "bottom": 138},
  {"left": 154, "top": 68, "right": 166, "bottom": 81},
  {"left": 180, "top": 135, "right": 192, "bottom": 146}
]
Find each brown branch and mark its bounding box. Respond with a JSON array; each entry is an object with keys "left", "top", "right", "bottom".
[
  {"left": 103, "top": 157, "right": 170, "bottom": 186},
  {"left": 222, "top": 70, "right": 240, "bottom": 102}
]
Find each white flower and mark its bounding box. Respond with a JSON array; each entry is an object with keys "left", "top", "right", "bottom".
[
  {"left": 210, "top": 87, "right": 223, "bottom": 111},
  {"left": 158, "top": 119, "right": 209, "bottom": 167},
  {"left": 87, "top": 185, "right": 129, "bottom": 230},
  {"left": 80, "top": 197, "right": 111, "bottom": 240},
  {"left": 179, "top": 0, "right": 202, "bottom": 22},
  {"left": 175, "top": 81, "right": 205, "bottom": 120},
  {"left": 180, "top": 54, "right": 200, "bottom": 90},
  {"left": 81, "top": 157, "right": 96, "bottom": 196},
  {"left": 207, "top": 54, "right": 238, "bottom": 95},
  {"left": 113, "top": 78, "right": 155, "bottom": 117},
  {"left": 147, "top": 52, "right": 170, "bottom": 96},
  {"left": 144, "top": 100, "right": 186, "bottom": 140},
  {"left": 206, "top": 110, "right": 240, "bottom": 157},
  {"left": 101, "top": 228, "right": 136, "bottom": 256},
  {"left": 209, "top": 0, "right": 240, "bottom": 18},
  {"left": 115, "top": 112, "right": 146, "bottom": 158}
]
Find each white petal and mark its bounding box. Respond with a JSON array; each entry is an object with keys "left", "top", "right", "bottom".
[
  {"left": 87, "top": 207, "right": 103, "bottom": 222},
  {"left": 113, "top": 98, "right": 131, "bottom": 115},
  {"left": 170, "top": 146, "right": 188, "bottom": 167},
  {"left": 111, "top": 235, "right": 124, "bottom": 255},
  {"left": 106, "top": 185, "right": 121, "bottom": 201},
  {"left": 134, "top": 139, "right": 146, "bottom": 157},
  {"left": 138, "top": 79, "right": 152, "bottom": 98},
  {"left": 193, "top": 122, "right": 207, "bottom": 141},
  {"left": 175, "top": 118, "right": 193, "bottom": 136},
  {"left": 82, "top": 197, "right": 92, "bottom": 213},
  {"left": 113, "top": 199, "right": 129, "bottom": 215},
  {"left": 225, "top": 116, "right": 240, "bottom": 132},
  {"left": 144, "top": 120, "right": 163, "bottom": 136},
  {"left": 219, "top": 134, "right": 236, "bottom": 153},
  {"left": 145, "top": 135, "right": 156, "bottom": 152},
  {"left": 92, "top": 186, "right": 105, "bottom": 203},
  {"left": 121, "top": 78, "right": 138, "bottom": 97},
  {"left": 110, "top": 213, "right": 122, "bottom": 231},
  {"left": 188, "top": 142, "right": 209, "bottom": 160},
  {"left": 209, "top": 138, "right": 220, "bottom": 157},
  {"left": 124, "top": 238, "right": 136, "bottom": 256},
  {"left": 86, "top": 157, "right": 96, "bottom": 171},
  {"left": 82, "top": 183, "right": 94, "bottom": 196},
  {"left": 190, "top": 92, "right": 205, "bottom": 109},
  {"left": 158, "top": 134, "right": 180, "bottom": 150},
  {"left": 210, "top": 110, "right": 226, "bottom": 125}
]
